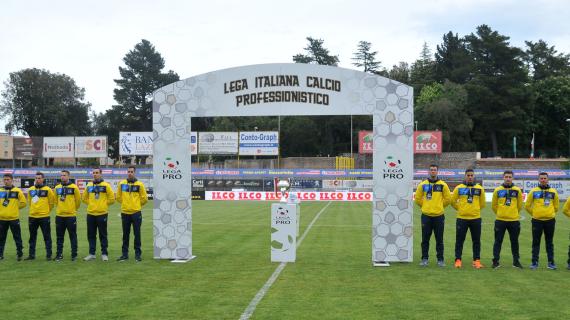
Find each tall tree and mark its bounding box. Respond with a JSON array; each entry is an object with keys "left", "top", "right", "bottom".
[
  {"left": 388, "top": 62, "right": 410, "bottom": 84},
  {"left": 293, "top": 37, "right": 339, "bottom": 66},
  {"left": 434, "top": 31, "right": 473, "bottom": 84},
  {"left": 292, "top": 37, "right": 340, "bottom": 156},
  {"left": 464, "top": 25, "right": 531, "bottom": 156},
  {"left": 352, "top": 41, "right": 383, "bottom": 73},
  {"left": 410, "top": 42, "right": 436, "bottom": 95},
  {"left": 102, "top": 39, "right": 179, "bottom": 160},
  {"left": 415, "top": 81, "right": 474, "bottom": 151},
  {"left": 528, "top": 76, "right": 570, "bottom": 157},
  {"left": 524, "top": 40, "right": 570, "bottom": 81},
  {"left": 0, "top": 68, "right": 91, "bottom": 136}
]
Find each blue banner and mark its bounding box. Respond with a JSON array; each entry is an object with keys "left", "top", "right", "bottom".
[{"left": 2, "top": 168, "right": 569, "bottom": 179}]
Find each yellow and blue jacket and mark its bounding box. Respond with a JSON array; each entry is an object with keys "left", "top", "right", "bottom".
[
  {"left": 562, "top": 198, "right": 570, "bottom": 218},
  {"left": 0, "top": 186, "right": 27, "bottom": 221},
  {"left": 82, "top": 180, "right": 115, "bottom": 215},
  {"left": 414, "top": 179, "right": 451, "bottom": 216},
  {"left": 54, "top": 182, "right": 81, "bottom": 217},
  {"left": 451, "top": 183, "right": 486, "bottom": 219},
  {"left": 491, "top": 184, "right": 523, "bottom": 221},
  {"left": 116, "top": 179, "right": 148, "bottom": 214},
  {"left": 27, "top": 185, "right": 55, "bottom": 218},
  {"left": 525, "top": 186, "right": 559, "bottom": 221}
]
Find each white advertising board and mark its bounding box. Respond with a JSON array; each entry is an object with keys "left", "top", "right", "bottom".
[
  {"left": 75, "top": 136, "right": 107, "bottom": 158},
  {"left": 119, "top": 132, "right": 153, "bottom": 156},
  {"left": 322, "top": 180, "right": 373, "bottom": 190},
  {"left": 482, "top": 180, "right": 525, "bottom": 190},
  {"left": 198, "top": 132, "right": 238, "bottom": 155},
  {"left": 239, "top": 131, "right": 279, "bottom": 156},
  {"left": 43, "top": 137, "right": 74, "bottom": 158},
  {"left": 524, "top": 180, "right": 570, "bottom": 200}
]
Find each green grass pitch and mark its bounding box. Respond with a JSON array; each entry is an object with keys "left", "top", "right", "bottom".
[{"left": 0, "top": 200, "right": 568, "bottom": 319}]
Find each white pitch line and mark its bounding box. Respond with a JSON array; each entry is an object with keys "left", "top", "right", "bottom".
[{"left": 239, "top": 201, "right": 332, "bottom": 320}]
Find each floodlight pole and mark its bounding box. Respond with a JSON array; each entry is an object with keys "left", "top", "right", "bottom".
[
  {"left": 350, "top": 115, "right": 353, "bottom": 159},
  {"left": 278, "top": 115, "right": 281, "bottom": 168},
  {"left": 566, "top": 119, "right": 570, "bottom": 158},
  {"left": 254, "top": 126, "right": 258, "bottom": 160}
]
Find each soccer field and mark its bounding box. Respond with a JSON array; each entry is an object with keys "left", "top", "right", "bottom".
[{"left": 0, "top": 200, "right": 569, "bottom": 319}]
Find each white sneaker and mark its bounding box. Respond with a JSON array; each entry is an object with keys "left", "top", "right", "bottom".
[
  {"left": 102, "top": 255, "right": 109, "bottom": 261},
  {"left": 83, "top": 254, "right": 96, "bottom": 261}
]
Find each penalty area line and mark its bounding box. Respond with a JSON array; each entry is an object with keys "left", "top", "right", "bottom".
[{"left": 239, "top": 201, "right": 332, "bottom": 320}]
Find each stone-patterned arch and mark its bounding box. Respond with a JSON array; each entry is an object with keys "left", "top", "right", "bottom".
[{"left": 152, "top": 63, "right": 413, "bottom": 262}]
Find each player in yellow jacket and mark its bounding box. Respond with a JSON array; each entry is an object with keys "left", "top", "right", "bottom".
[
  {"left": 451, "top": 169, "right": 486, "bottom": 269},
  {"left": 491, "top": 170, "right": 523, "bottom": 269},
  {"left": 116, "top": 166, "right": 148, "bottom": 262},
  {"left": 0, "top": 173, "right": 27, "bottom": 260},
  {"left": 54, "top": 170, "right": 81, "bottom": 261},
  {"left": 414, "top": 164, "right": 451, "bottom": 267},
  {"left": 562, "top": 197, "right": 570, "bottom": 270},
  {"left": 525, "top": 172, "right": 559, "bottom": 270},
  {"left": 25, "top": 172, "right": 55, "bottom": 261},
  {"left": 82, "top": 168, "right": 115, "bottom": 261}
]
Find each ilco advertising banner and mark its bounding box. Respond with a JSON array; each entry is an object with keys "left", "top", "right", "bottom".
[
  {"left": 239, "top": 131, "right": 279, "bottom": 156},
  {"left": 43, "top": 137, "right": 74, "bottom": 158},
  {"left": 119, "top": 132, "right": 153, "bottom": 156},
  {"left": 414, "top": 131, "right": 442, "bottom": 154},
  {"left": 75, "top": 136, "right": 107, "bottom": 158},
  {"left": 205, "top": 191, "right": 373, "bottom": 201},
  {"left": 358, "top": 130, "right": 373, "bottom": 154},
  {"left": 198, "top": 132, "right": 238, "bottom": 155}
]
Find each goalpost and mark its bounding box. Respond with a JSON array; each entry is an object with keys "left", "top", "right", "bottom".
[{"left": 152, "top": 63, "right": 414, "bottom": 264}]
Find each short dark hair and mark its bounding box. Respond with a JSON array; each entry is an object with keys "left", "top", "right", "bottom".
[
  {"left": 503, "top": 170, "right": 513, "bottom": 176},
  {"left": 92, "top": 167, "right": 102, "bottom": 174},
  {"left": 35, "top": 171, "right": 44, "bottom": 178},
  {"left": 61, "top": 170, "right": 70, "bottom": 175},
  {"left": 3, "top": 173, "right": 13, "bottom": 179},
  {"left": 128, "top": 166, "right": 136, "bottom": 171},
  {"left": 539, "top": 172, "right": 548, "bottom": 177},
  {"left": 429, "top": 164, "right": 439, "bottom": 170},
  {"left": 465, "top": 169, "right": 474, "bottom": 174}
]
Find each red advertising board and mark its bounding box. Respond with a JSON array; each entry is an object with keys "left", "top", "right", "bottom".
[
  {"left": 414, "top": 131, "right": 442, "bottom": 154},
  {"left": 358, "top": 131, "right": 373, "bottom": 154}
]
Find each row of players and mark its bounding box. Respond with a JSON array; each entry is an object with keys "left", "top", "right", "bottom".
[
  {"left": 0, "top": 166, "right": 148, "bottom": 262},
  {"left": 415, "top": 165, "right": 570, "bottom": 270}
]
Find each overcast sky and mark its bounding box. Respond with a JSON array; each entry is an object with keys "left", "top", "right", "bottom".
[{"left": 1, "top": 0, "right": 569, "bottom": 117}]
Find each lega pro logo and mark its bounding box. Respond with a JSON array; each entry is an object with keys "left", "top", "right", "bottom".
[
  {"left": 274, "top": 206, "right": 292, "bottom": 224},
  {"left": 383, "top": 156, "right": 404, "bottom": 180},
  {"left": 162, "top": 157, "right": 182, "bottom": 180}
]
